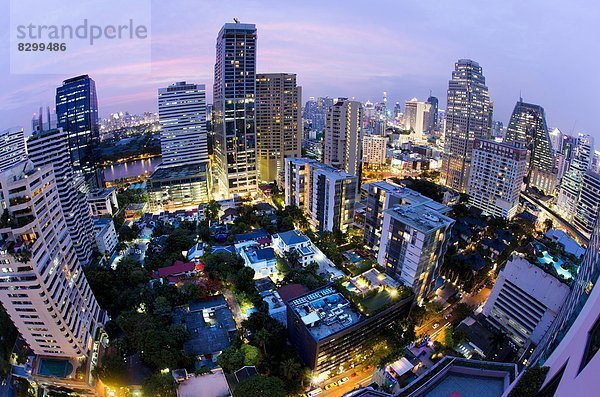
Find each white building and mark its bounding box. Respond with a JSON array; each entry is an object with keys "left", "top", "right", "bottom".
[
  {"left": 467, "top": 139, "right": 528, "bottom": 219},
  {"left": 323, "top": 99, "right": 362, "bottom": 177},
  {"left": 87, "top": 187, "right": 119, "bottom": 217},
  {"left": 403, "top": 98, "right": 431, "bottom": 139},
  {"left": 27, "top": 127, "right": 96, "bottom": 265},
  {"left": 483, "top": 252, "right": 570, "bottom": 348},
  {"left": 272, "top": 229, "right": 316, "bottom": 265},
  {"left": 377, "top": 202, "right": 455, "bottom": 303},
  {"left": 93, "top": 218, "right": 118, "bottom": 256},
  {"left": 0, "top": 161, "right": 105, "bottom": 358},
  {"left": 556, "top": 134, "right": 594, "bottom": 221},
  {"left": 574, "top": 170, "right": 600, "bottom": 238},
  {"left": 362, "top": 135, "right": 387, "bottom": 165},
  {"left": 0, "top": 127, "right": 27, "bottom": 172},
  {"left": 235, "top": 241, "right": 278, "bottom": 279}
]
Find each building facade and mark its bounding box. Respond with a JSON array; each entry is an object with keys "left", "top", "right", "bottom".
[
  {"left": 440, "top": 59, "right": 492, "bottom": 192},
  {"left": 0, "top": 127, "right": 27, "bottom": 172},
  {"left": 574, "top": 170, "right": 600, "bottom": 238},
  {"left": 556, "top": 134, "right": 594, "bottom": 221},
  {"left": 323, "top": 99, "right": 362, "bottom": 177},
  {"left": 466, "top": 139, "right": 528, "bottom": 219},
  {"left": 56, "top": 75, "right": 103, "bottom": 192},
  {"left": 213, "top": 22, "right": 258, "bottom": 198},
  {"left": 403, "top": 98, "right": 431, "bottom": 139},
  {"left": 377, "top": 202, "right": 455, "bottom": 303},
  {"left": 504, "top": 100, "right": 558, "bottom": 194},
  {"left": 256, "top": 73, "right": 302, "bottom": 183},
  {"left": 27, "top": 128, "right": 95, "bottom": 265},
  {"left": 362, "top": 134, "right": 387, "bottom": 165}
]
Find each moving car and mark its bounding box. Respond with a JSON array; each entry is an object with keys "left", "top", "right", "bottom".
[
  {"left": 307, "top": 388, "right": 323, "bottom": 397},
  {"left": 338, "top": 377, "right": 349, "bottom": 385},
  {"left": 325, "top": 382, "right": 338, "bottom": 390}
]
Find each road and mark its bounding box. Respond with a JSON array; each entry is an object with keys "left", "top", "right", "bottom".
[
  {"left": 316, "top": 365, "right": 374, "bottom": 397},
  {"left": 223, "top": 289, "right": 245, "bottom": 328}
]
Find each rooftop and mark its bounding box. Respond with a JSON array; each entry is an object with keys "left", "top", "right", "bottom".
[
  {"left": 516, "top": 241, "right": 578, "bottom": 282},
  {"left": 244, "top": 246, "right": 276, "bottom": 264},
  {"left": 274, "top": 229, "right": 310, "bottom": 246},
  {"left": 154, "top": 260, "right": 203, "bottom": 279},
  {"left": 234, "top": 228, "right": 269, "bottom": 243},
  {"left": 385, "top": 202, "right": 454, "bottom": 233},
  {"left": 288, "top": 286, "right": 362, "bottom": 341},
  {"left": 149, "top": 163, "right": 208, "bottom": 181}
]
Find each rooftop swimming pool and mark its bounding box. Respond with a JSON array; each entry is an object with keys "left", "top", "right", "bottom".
[
  {"left": 536, "top": 247, "right": 574, "bottom": 280},
  {"left": 424, "top": 373, "right": 504, "bottom": 397}
]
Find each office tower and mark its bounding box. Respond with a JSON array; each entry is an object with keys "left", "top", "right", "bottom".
[
  {"left": 0, "top": 160, "right": 105, "bottom": 356},
  {"left": 146, "top": 82, "right": 211, "bottom": 209},
  {"left": 364, "top": 181, "right": 451, "bottom": 254},
  {"left": 549, "top": 127, "right": 563, "bottom": 153},
  {"left": 213, "top": 22, "right": 258, "bottom": 198},
  {"left": 286, "top": 285, "right": 412, "bottom": 377},
  {"left": 556, "top": 134, "right": 594, "bottom": 221},
  {"left": 284, "top": 158, "right": 358, "bottom": 233},
  {"left": 158, "top": 82, "right": 209, "bottom": 168},
  {"left": 323, "top": 99, "right": 362, "bottom": 177},
  {"left": 426, "top": 95, "right": 439, "bottom": 131},
  {"left": 491, "top": 121, "right": 504, "bottom": 138},
  {"left": 393, "top": 102, "right": 402, "bottom": 122},
  {"left": 403, "top": 98, "right": 431, "bottom": 138},
  {"left": 56, "top": 75, "right": 103, "bottom": 192},
  {"left": 256, "top": 73, "right": 302, "bottom": 183},
  {"left": 592, "top": 150, "right": 600, "bottom": 173},
  {"left": 483, "top": 250, "right": 570, "bottom": 349},
  {"left": 27, "top": 128, "right": 95, "bottom": 265},
  {"left": 0, "top": 127, "right": 27, "bottom": 172},
  {"left": 573, "top": 170, "right": 600, "bottom": 238},
  {"left": 440, "top": 59, "right": 492, "bottom": 192},
  {"left": 466, "top": 139, "right": 528, "bottom": 219},
  {"left": 504, "top": 100, "right": 557, "bottom": 194},
  {"left": 361, "top": 134, "right": 387, "bottom": 165},
  {"left": 377, "top": 202, "right": 455, "bottom": 303},
  {"left": 32, "top": 106, "right": 57, "bottom": 133}
]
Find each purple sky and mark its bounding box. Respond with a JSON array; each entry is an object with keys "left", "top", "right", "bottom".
[{"left": 1, "top": 0, "right": 599, "bottom": 138}]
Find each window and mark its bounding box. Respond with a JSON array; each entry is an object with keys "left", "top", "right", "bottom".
[{"left": 579, "top": 315, "right": 600, "bottom": 373}]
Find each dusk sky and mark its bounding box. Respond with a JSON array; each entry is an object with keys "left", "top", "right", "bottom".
[{"left": 1, "top": 0, "right": 599, "bottom": 138}]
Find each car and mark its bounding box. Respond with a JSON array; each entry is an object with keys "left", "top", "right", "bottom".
[
  {"left": 307, "top": 388, "right": 323, "bottom": 397},
  {"left": 338, "top": 377, "right": 349, "bottom": 385},
  {"left": 432, "top": 322, "right": 440, "bottom": 329},
  {"left": 325, "top": 382, "right": 338, "bottom": 390},
  {"left": 444, "top": 313, "right": 452, "bottom": 320}
]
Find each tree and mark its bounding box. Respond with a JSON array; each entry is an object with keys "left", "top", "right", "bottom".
[
  {"left": 254, "top": 328, "right": 271, "bottom": 355},
  {"left": 280, "top": 358, "right": 302, "bottom": 381},
  {"left": 142, "top": 373, "right": 177, "bottom": 397},
  {"left": 205, "top": 200, "right": 221, "bottom": 223},
  {"left": 508, "top": 367, "right": 549, "bottom": 397},
  {"left": 93, "top": 354, "right": 127, "bottom": 387},
  {"left": 241, "top": 344, "right": 261, "bottom": 366},
  {"left": 217, "top": 346, "right": 245, "bottom": 373},
  {"left": 489, "top": 330, "right": 508, "bottom": 351},
  {"left": 234, "top": 376, "right": 287, "bottom": 397}
]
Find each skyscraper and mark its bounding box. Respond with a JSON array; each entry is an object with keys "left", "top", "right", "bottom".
[
  {"left": 556, "top": 134, "right": 594, "bottom": 221},
  {"left": 27, "top": 128, "right": 95, "bottom": 265},
  {"left": 403, "top": 98, "right": 431, "bottom": 139},
  {"left": 323, "top": 99, "right": 362, "bottom": 177},
  {"left": 213, "top": 22, "right": 258, "bottom": 198},
  {"left": 504, "top": 100, "right": 557, "bottom": 194},
  {"left": 0, "top": 127, "right": 27, "bottom": 172},
  {"left": 0, "top": 160, "right": 105, "bottom": 357},
  {"left": 440, "top": 59, "right": 492, "bottom": 192},
  {"left": 467, "top": 139, "right": 528, "bottom": 219},
  {"left": 158, "top": 82, "right": 209, "bottom": 168},
  {"left": 427, "top": 95, "right": 439, "bottom": 132},
  {"left": 361, "top": 134, "right": 387, "bottom": 165},
  {"left": 56, "top": 75, "right": 103, "bottom": 192},
  {"left": 574, "top": 170, "right": 600, "bottom": 238},
  {"left": 256, "top": 73, "right": 302, "bottom": 183}
]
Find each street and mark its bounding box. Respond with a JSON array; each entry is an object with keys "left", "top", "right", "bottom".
[{"left": 315, "top": 365, "right": 374, "bottom": 397}]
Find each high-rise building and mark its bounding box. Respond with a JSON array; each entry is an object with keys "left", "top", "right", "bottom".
[
  {"left": 284, "top": 158, "right": 358, "bottom": 233},
  {"left": 574, "top": 170, "right": 600, "bottom": 238},
  {"left": 361, "top": 134, "right": 387, "bottom": 165},
  {"left": 426, "top": 95, "right": 439, "bottom": 131},
  {"left": 377, "top": 202, "right": 455, "bottom": 303},
  {"left": 323, "top": 99, "right": 362, "bottom": 177},
  {"left": 466, "top": 139, "right": 528, "bottom": 219},
  {"left": 56, "top": 75, "right": 103, "bottom": 192},
  {"left": 549, "top": 127, "right": 563, "bottom": 153},
  {"left": 403, "top": 98, "right": 430, "bottom": 139},
  {"left": 0, "top": 160, "right": 105, "bottom": 359},
  {"left": 213, "top": 22, "right": 258, "bottom": 198},
  {"left": 0, "top": 127, "right": 27, "bottom": 172},
  {"left": 483, "top": 251, "right": 570, "bottom": 349},
  {"left": 556, "top": 134, "right": 594, "bottom": 221},
  {"left": 363, "top": 181, "right": 451, "bottom": 255},
  {"left": 256, "top": 73, "right": 302, "bottom": 183},
  {"left": 505, "top": 100, "right": 557, "bottom": 194},
  {"left": 27, "top": 128, "right": 95, "bottom": 265},
  {"left": 440, "top": 59, "right": 492, "bottom": 192},
  {"left": 158, "top": 82, "right": 209, "bottom": 168}
]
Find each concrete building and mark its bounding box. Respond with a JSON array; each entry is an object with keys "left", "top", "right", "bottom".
[
  {"left": 0, "top": 127, "right": 27, "bottom": 172},
  {"left": 440, "top": 59, "right": 492, "bottom": 192},
  {"left": 236, "top": 242, "right": 278, "bottom": 279},
  {"left": 403, "top": 98, "right": 431, "bottom": 139},
  {"left": 87, "top": 187, "right": 119, "bottom": 217},
  {"left": 362, "top": 134, "right": 387, "bottom": 165},
  {"left": 323, "top": 99, "right": 362, "bottom": 177},
  {"left": 574, "top": 170, "right": 600, "bottom": 238},
  {"left": 93, "top": 217, "right": 118, "bottom": 256},
  {"left": 284, "top": 158, "right": 358, "bottom": 233},
  {"left": 272, "top": 229, "right": 316, "bottom": 265},
  {"left": 505, "top": 101, "right": 557, "bottom": 194},
  {"left": 466, "top": 139, "right": 528, "bottom": 219},
  {"left": 256, "top": 73, "right": 302, "bottom": 183},
  {"left": 483, "top": 250, "right": 571, "bottom": 349},
  {"left": 557, "top": 134, "right": 594, "bottom": 221},
  {"left": 27, "top": 127, "right": 96, "bottom": 265},
  {"left": 213, "top": 22, "right": 258, "bottom": 198},
  {"left": 377, "top": 202, "right": 455, "bottom": 303}
]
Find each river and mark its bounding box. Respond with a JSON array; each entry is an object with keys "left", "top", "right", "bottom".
[{"left": 102, "top": 157, "right": 161, "bottom": 181}]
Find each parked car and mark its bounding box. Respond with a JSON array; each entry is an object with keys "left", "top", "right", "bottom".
[
  {"left": 433, "top": 322, "right": 440, "bottom": 329},
  {"left": 307, "top": 388, "right": 323, "bottom": 397},
  {"left": 338, "top": 377, "right": 349, "bottom": 385},
  {"left": 325, "top": 382, "right": 338, "bottom": 390}
]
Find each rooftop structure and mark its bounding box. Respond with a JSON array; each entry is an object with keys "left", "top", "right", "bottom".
[{"left": 234, "top": 228, "right": 270, "bottom": 243}]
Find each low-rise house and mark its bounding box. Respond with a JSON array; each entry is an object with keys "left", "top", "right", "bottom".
[
  {"left": 234, "top": 228, "right": 270, "bottom": 244},
  {"left": 236, "top": 243, "right": 278, "bottom": 279},
  {"left": 154, "top": 260, "right": 204, "bottom": 285},
  {"left": 272, "top": 229, "right": 315, "bottom": 265}
]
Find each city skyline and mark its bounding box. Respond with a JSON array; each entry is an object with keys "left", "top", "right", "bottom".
[{"left": 0, "top": 0, "right": 599, "bottom": 139}]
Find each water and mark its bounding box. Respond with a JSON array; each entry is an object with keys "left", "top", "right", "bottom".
[{"left": 102, "top": 157, "right": 161, "bottom": 181}]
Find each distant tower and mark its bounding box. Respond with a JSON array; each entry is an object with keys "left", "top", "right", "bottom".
[
  {"left": 440, "top": 59, "right": 491, "bottom": 192},
  {"left": 323, "top": 99, "right": 362, "bottom": 178},
  {"left": 0, "top": 127, "right": 27, "bottom": 172}
]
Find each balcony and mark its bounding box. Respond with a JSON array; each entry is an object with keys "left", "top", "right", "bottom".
[{"left": 9, "top": 196, "right": 31, "bottom": 206}]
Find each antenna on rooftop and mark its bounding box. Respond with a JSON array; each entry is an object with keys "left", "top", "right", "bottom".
[{"left": 233, "top": 18, "right": 240, "bottom": 23}]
